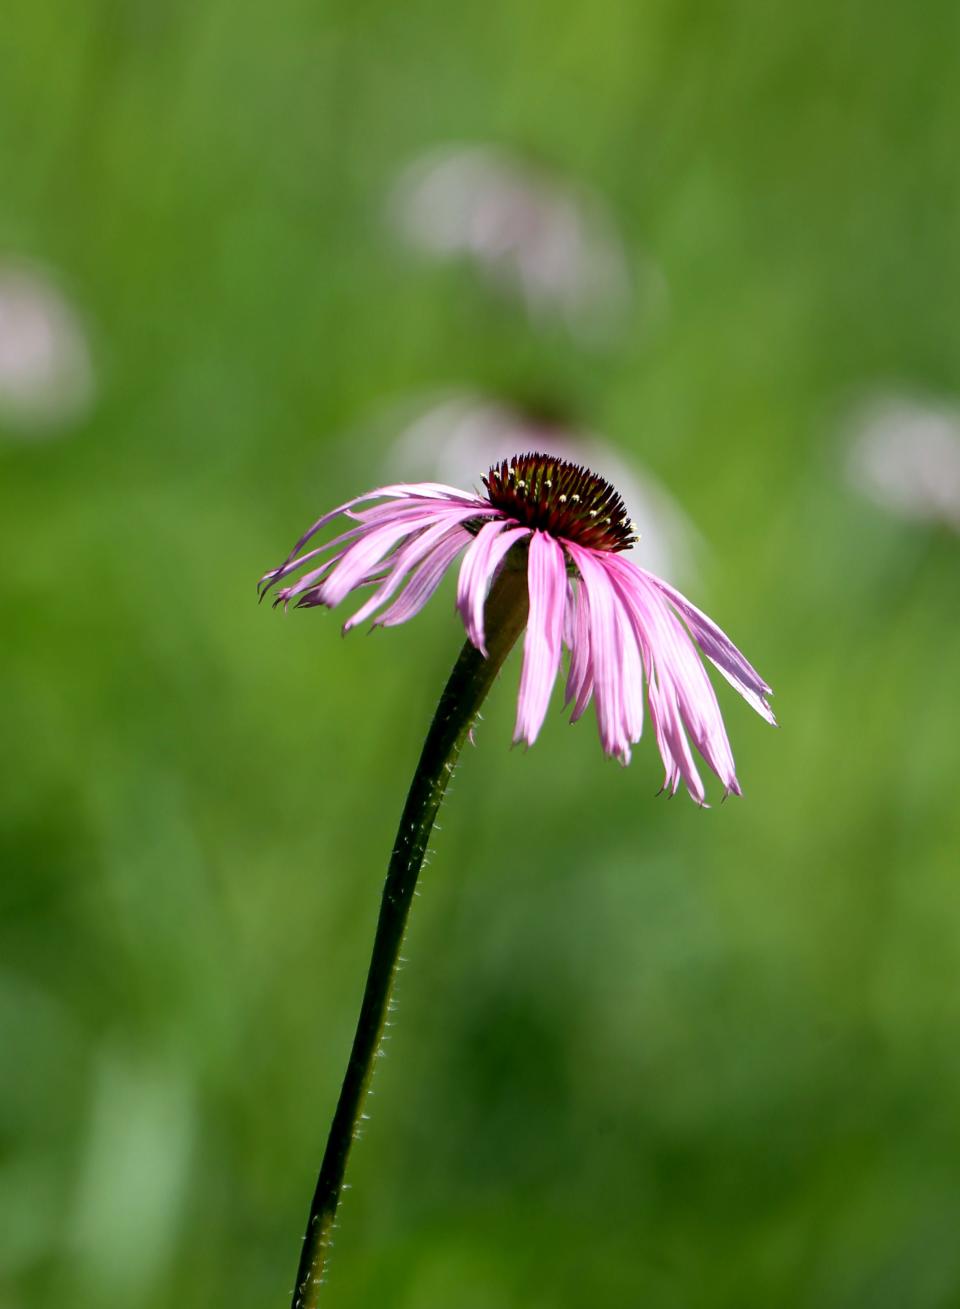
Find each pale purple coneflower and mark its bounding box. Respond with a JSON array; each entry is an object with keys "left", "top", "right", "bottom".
[
  {"left": 0, "top": 259, "right": 95, "bottom": 434},
  {"left": 388, "top": 144, "right": 644, "bottom": 338},
  {"left": 261, "top": 452, "right": 773, "bottom": 803},
  {"left": 263, "top": 451, "right": 774, "bottom": 1309},
  {"left": 845, "top": 391, "right": 960, "bottom": 534}
]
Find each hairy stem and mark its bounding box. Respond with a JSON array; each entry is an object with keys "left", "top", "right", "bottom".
[{"left": 291, "top": 565, "right": 529, "bottom": 1308}]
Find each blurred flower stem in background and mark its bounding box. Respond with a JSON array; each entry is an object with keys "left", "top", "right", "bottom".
[{"left": 288, "top": 566, "right": 529, "bottom": 1307}]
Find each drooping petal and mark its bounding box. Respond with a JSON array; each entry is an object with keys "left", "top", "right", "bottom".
[
  {"left": 647, "top": 664, "right": 705, "bottom": 802},
  {"left": 614, "top": 592, "right": 645, "bottom": 753},
  {"left": 320, "top": 509, "right": 472, "bottom": 609},
  {"left": 564, "top": 579, "right": 594, "bottom": 723},
  {"left": 616, "top": 590, "right": 708, "bottom": 802},
  {"left": 343, "top": 518, "right": 476, "bottom": 631},
  {"left": 375, "top": 528, "right": 472, "bottom": 628},
  {"left": 280, "top": 503, "right": 498, "bottom": 607},
  {"left": 565, "top": 541, "right": 641, "bottom": 762},
  {"left": 457, "top": 521, "right": 530, "bottom": 655},
  {"left": 260, "top": 521, "right": 370, "bottom": 597},
  {"left": 642, "top": 572, "right": 775, "bottom": 725},
  {"left": 514, "top": 530, "right": 566, "bottom": 746},
  {"left": 274, "top": 549, "right": 349, "bottom": 607},
  {"left": 607, "top": 556, "right": 740, "bottom": 800},
  {"left": 562, "top": 581, "right": 576, "bottom": 649},
  {"left": 348, "top": 496, "right": 498, "bottom": 527},
  {"left": 260, "top": 483, "right": 492, "bottom": 596},
  {"left": 274, "top": 519, "right": 393, "bottom": 602}
]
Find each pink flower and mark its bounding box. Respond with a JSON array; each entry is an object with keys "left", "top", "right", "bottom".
[
  {"left": 388, "top": 145, "right": 637, "bottom": 338},
  {"left": 0, "top": 258, "right": 95, "bottom": 434},
  {"left": 845, "top": 391, "right": 960, "bottom": 534},
  {"left": 260, "top": 454, "right": 774, "bottom": 803}
]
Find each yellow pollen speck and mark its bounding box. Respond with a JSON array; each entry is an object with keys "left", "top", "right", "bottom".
[{"left": 558, "top": 494, "right": 567, "bottom": 504}]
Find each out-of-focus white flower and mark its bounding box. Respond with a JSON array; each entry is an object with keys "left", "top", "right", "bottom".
[
  {"left": 386, "top": 391, "right": 699, "bottom": 585},
  {"left": 845, "top": 392, "right": 960, "bottom": 533},
  {"left": 0, "top": 259, "right": 95, "bottom": 434},
  {"left": 388, "top": 145, "right": 661, "bottom": 340}
]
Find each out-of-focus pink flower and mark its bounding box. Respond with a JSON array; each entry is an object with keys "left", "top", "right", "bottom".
[
  {"left": 260, "top": 454, "right": 773, "bottom": 803},
  {"left": 388, "top": 391, "right": 699, "bottom": 584},
  {"left": 388, "top": 145, "right": 652, "bottom": 337},
  {"left": 0, "top": 260, "right": 95, "bottom": 433},
  {"left": 845, "top": 392, "right": 960, "bottom": 533}
]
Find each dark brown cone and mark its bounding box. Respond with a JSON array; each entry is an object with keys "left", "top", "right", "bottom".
[{"left": 483, "top": 452, "right": 637, "bottom": 552}]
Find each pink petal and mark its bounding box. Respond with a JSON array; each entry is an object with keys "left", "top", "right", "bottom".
[
  {"left": 648, "top": 668, "right": 705, "bottom": 802},
  {"left": 343, "top": 518, "right": 475, "bottom": 631},
  {"left": 349, "top": 496, "right": 496, "bottom": 526},
  {"left": 456, "top": 521, "right": 530, "bottom": 655},
  {"left": 514, "top": 531, "right": 566, "bottom": 746},
  {"left": 641, "top": 571, "right": 775, "bottom": 726},
  {"left": 259, "top": 521, "right": 369, "bottom": 595},
  {"left": 321, "top": 509, "right": 467, "bottom": 608},
  {"left": 260, "top": 483, "right": 491, "bottom": 596},
  {"left": 614, "top": 595, "right": 645, "bottom": 753},
  {"left": 375, "top": 529, "right": 472, "bottom": 628},
  {"left": 607, "top": 557, "right": 739, "bottom": 801},
  {"left": 564, "top": 579, "right": 594, "bottom": 723},
  {"left": 564, "top": 543, "right": 623, "bottom": 754}
]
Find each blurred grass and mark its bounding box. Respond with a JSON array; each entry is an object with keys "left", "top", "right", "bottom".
[{"left": 3, "top": 1, "right": 960, "bottom": 1306}]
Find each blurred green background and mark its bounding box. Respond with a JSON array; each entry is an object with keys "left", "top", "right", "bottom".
[{"left": 3, "top": 2, "right": 960, "bottom": 1306}]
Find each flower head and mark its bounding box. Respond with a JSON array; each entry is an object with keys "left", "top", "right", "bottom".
[
  {"left": 388, "top": 144, "right": 634, "bottom": 337},
  {"left": 0, "top": 258, "right": 95, "bottom": 434},
  {"left": 845, "top": 391, "right": 960, "bottom": 534},
  {"left": 260, "top": 453, "right": 774, "bottom": 803}
]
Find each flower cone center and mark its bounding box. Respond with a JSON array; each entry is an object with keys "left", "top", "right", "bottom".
[{"left": 483, "top": 452, "right": 637, "bottom": 552}]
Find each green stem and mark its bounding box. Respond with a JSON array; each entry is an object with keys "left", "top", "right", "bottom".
[{"left": 291, "top": 565, "right": 529, "bottom": 1308}]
